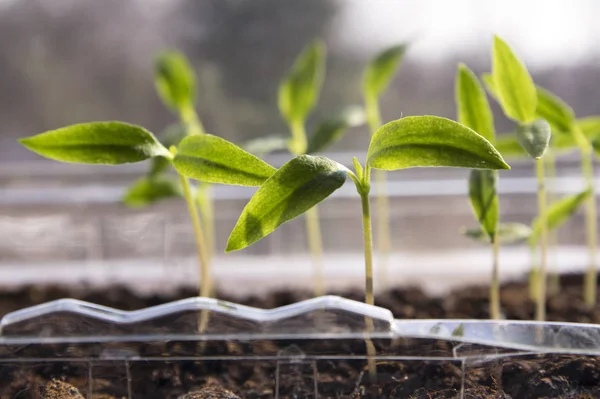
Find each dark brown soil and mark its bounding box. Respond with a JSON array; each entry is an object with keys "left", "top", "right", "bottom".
[{"left": 2, "top": 272, "right": 600, "bottom": 398}]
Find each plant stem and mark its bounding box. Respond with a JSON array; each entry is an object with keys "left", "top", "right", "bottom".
[
  {"left": 306, "top": 206, "right": 325, "bottom": 296},
  {"left": 545, "top": 150, "right": 560, "bottom": 296},
  {"left": 196, "top": 183, "right": 215, "bottom": 294},
  {"left": 179, "top": 174, "right": 211, "bottom": 299},
  {"left": 582, "top": 147, "right": 598, "bottom": 306},
  {"left": 290, "top": 119, "right": 308, "bottom": 155},
  {"left": 490, "top": 235, "right": 501, "bottom": 320},
  {"left": 535, "top": 157, "right": 548, "bottom": 321},
  {"left": 359, "top": 177, "right": 375, "bottom": 306},
  {"left": 181, "top": 105, "right": 206, "bottom": 136},
  {"left": 365, "top": 95, "right": 391, "bottom": 291}
]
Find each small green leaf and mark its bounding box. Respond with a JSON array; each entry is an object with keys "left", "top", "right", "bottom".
[
  {"left": 492, "top": 36, "right": 537, "bottom": 123},
  {"left": 19, "top": 122, "right": 169, "bottom": 164},
  {"left": 463, "top": 223, "right": 531, "bottom": 244},
  {"left": 363, "top": 44, "right": 407, "bottom": 99},
  {"left": 149, "top": 124, "right": 187, "bottom": 177},
  {"left": 494, "top": 134, "right": 528, "bottom": 158},
  {"left": 535, "top": 86, "right": 576, "bottom": 134},
  {"left": 481, "top": 73, "right": 499, "bottom": 102},
  {"left": 278, "top": 40, "right": 326, "bottom": 124},
  {"left": 226, "top": 155, "right": 348, "bottom": 252},
  {"left": 155, "top": 51, "right": 196, "bottom": 113},
  {"left": 122, "top": 176, "right": 181, "bottom": 208},
  {"left": 306, "top": 106, "right": 366, "bottom": 154},
  {"left": 529, "top": 188, "right": 592, "bottom": 245},
  {"left": 174, "top": 134, "right": 276, "bottom": 186},
  {"left": 243, "top": 135, "right": 289, "bottom": 157},
  {"left": 468, "top": 169, "right": 499, "bottom": 239},
  {"left": 366, "top": 116, "right": 510, "bottom": 171},
  {"left": 456, "top": 63, "right": 495, "bottom": 142},
  {"left": 352, "top": 157, "right": 364, "bottom": 181},
  {"left": 578, "top": 117, "right": 600, "bottom": 139},
  {"left": 516, "top": 119, "right": 551, "bottom": 159}
]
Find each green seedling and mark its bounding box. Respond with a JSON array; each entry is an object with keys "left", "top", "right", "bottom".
[
  {"left": 486, "top": 35, "right": 551, "bottom": 321},
  {"left": 486, "top": 78, "right": 599, "bottom": 307},
  {"left": 19, "top": 122, "right": 277, "bottom": 302},
  {"left": 362, "top": 44, "right": 407, "bottom": 289},
  {"left": 246, "top": 40, "right": 366, "bottom": 297},
  {"left": 455, "top": 62, "right": 503, "bottom": 319},
  {"left": 225, "top": 116, "right": 510, "bottom": 307}
]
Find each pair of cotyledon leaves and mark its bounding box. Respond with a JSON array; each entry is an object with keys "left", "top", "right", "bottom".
[{"left": 20, "top": 115, "right": 509, "bottom": 252}]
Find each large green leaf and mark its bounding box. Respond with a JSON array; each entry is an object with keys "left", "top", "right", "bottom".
[
  {"left": 491, "top": 36, "right": 537, "bottom": 123},
  {"left": 468, "top": 169, "right": 498, "bottom": 239},
  {"left": 456, "top": 63, "right": 495, "bottom": 142},
  {"left": 366, "top": 116, "right": 510, "bottom": 171},
  {"left": 123, "top": 176, "right": 181, "bottom": 208},
  {"left": 149, "top": 124, "right": 187, "bottom": 177},
  {"left": 535, "top": 86, "right": 576, "bottom": 134},
  {"left": 278, "top": 40, "right": 326, "bottom": 124},
  {"left": 243, "top": 135, "right": 289, "bottom": 157},
  {"left": 306, "top": 106, "right": 366, "bottom": 154},
  {"left": 19, "top": 122, "right": 169, "bottom": 164},
  {"left": 463, "top": 223, "right": 531, "bottom": 244},
  {"left": 516, "top": 119, "right": 551, "bottom": 159},
  {"left": 494, "top": 134, "right": 528, "bottom": 158},
  {"left": 226, "top": 155, "right": 348, "bottom": 252},
  {"left": 579, "top": 117, "right": 600, "bottom": 139},
  {"left": 529, "top": 188, "right": 592, "bottom": 245},
  {"left": 174, "top": 134, "right": 276, "bottom": 186},
  {"left": 363, "top": 44, "right": 407, "bottom": 99},
  {"left": 154, "top": 51, "right": 196, "bottom": 113}
]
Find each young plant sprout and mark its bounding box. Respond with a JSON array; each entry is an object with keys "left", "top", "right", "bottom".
[
  {"left": 19, "top": 123, "right": 277, "bottom": 300},
  {"left": 247, "top": 39, "right": 366, "bottom": 296},
  {"left": 485, "top": 35, "right": 551, "bottom": 321},
  {"left": 362, "top": 44, "right": 406, "bottom": 289},
  {"left": 225, "top": 116, "right": 510, "bottom": 308},
  {"left": 486, "top": 80, "right": 600, "bottom": 307},
  {"left": 455, "top": 62, "right": 503, "bottom": 319}
]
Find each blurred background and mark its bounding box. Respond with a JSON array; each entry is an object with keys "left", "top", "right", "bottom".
[{"left": 1, "top": 0, "right": 599, "bottom": 295}]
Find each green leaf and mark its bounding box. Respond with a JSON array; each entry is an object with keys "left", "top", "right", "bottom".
[
  {"left": 468, "top": 169, "right": 498, "bottom": 239},
  {"left": 173, "top": 134, "right": 276, "bottom": 186},
  {"left": 226, "top": 155, "right": 348, "bottom": 252},
  {"left": 154, "top": 51, "right": 196, "bottom": 113},
  {"left": 494, "top": 134, "right": 528, "bottom": 158},
  {"left": 491, "top": 36, "right": 537, "bottom": 123},
  {"left": 366, "top": 116, "right": 510, "bottom": 171},
  {"left": 19, "top": 122, "right": 169, "bottom": 164},
  {"left": 463, "top": 223, "right": 531, "bottom": 244},
  {"left": 481, "top": 73, "right": 499, "bottom": 102},
  {"left": 149, "top": 124, "right": 187, "bottom": 177},
  {"left": 535, "top": 86, "right": 576, "bottom": 134},
  {"left": 363, "top": 44, "right": 407, "bottom": 99},
  {"left": 529, "top": 188, "right": 592, "bottom": 245},
  {"left": 306, "top": 106, "right": 366, "bottom": 154},
  {"left": 516, "top": 119, "right": 551, "bottom": 159},
  {"left": 243, "top": 135, "right": 289, "bottom": 157},
  {"left": 578, "top": 117, "right": 600, "bottom": 139},
  {"left": 456, "top": 63, "right": 495, "bottom": 142},
  {"left": 278, "top": 40, "right": 326, "bottom": 124},
  {"left": 122, "top": 176, "right": 181, "bottom": 208}
]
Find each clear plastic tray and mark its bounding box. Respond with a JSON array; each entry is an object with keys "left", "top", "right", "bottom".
[{"left": 1, "top": 295, "right": 600, "bottom": 398}]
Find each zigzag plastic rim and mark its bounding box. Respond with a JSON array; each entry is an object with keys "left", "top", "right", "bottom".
[{"left": 2, "top": 295, "right": 600, "bottom": 355}]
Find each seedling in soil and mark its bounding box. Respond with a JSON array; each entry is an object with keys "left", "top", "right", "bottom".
[
  {"left": 455, "top": 62, "right": 503, "bottom": 319},
  {"left": 362, "top": 44, "right": 406, "bottom": 290},
  {"left": 485, "top": 35, "right": 551, "bottom": 321},
  {"left": 247, "top": 39, "right": 366, "bottom": 296}
]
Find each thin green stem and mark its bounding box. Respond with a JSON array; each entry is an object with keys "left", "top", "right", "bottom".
[
  {"left": 582, "top": 148, "right": 598, "bottom": 306},
  {"left": 290, "top": 119, "right": 308, "bottom": 156},
  {"left": 359, "top": 173, "right": 375, "bottom": 306},
  {"left": 365, "top": 95, "right": 391, "bottom": 291},
  {"left": 545, "top": 150, "right": 560, "bottom": 296},
  {"left": 181, "top": 105, "right": 206, "bottom": 136},
  {"left": 306, "top": 206, "right": 325, "bottom": 296},
  {"left": 179, "top": 174, "right": 211, "bottom": 299},
  {"left": 535, "top": 158, "right": 548, "bottom": 321},
  {"left": 196, "top": 184, "right": 215, "bottom": 297},
  {"left": 490, "top": 235, "right": 501, "bottom": 320}
]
